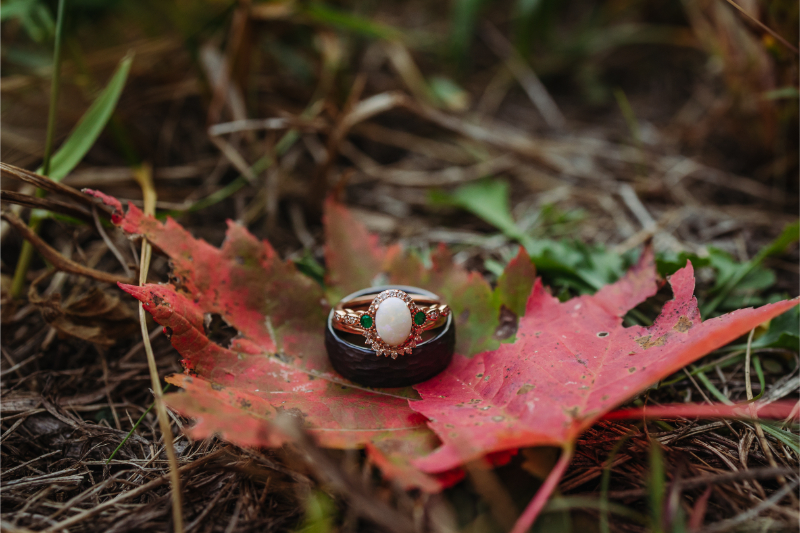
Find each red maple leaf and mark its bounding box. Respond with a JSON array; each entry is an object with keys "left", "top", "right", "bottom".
[
  {"left": 86, "top": 189, "right": 798, "bottom": 520},
  {"left": 85, "top": 191, "right": 523, "bottom": 491},
  {"left": 408, "top": 246, "right": 797, "bottom": 530}
]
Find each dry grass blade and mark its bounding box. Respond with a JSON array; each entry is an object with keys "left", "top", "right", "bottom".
[
  {"left": 40, "top": 448, "right": 228, "bottom": 533},
  {"left": 1, "top": 3, "right": 796, "bottom": 531},
  {"left": 132, "top": 163, "right": 184, "bottom": 532},
  {"left": 722, "top": 0, "right": 799, "bottom": 54},
  {"left": 0, "top": 190, "right": 95, "bottom": 224},
  {"left": 481, "top": 22, "right": 566, "bottom": 130},
  {"left": 703, "top": 478, "right": 800, "bottom": 532},
  {"left": 273, "top": 415, "right": 416, "bottom": 533},
  {"left": 0, "top": 162, "right": 113, "bottom": 217}
]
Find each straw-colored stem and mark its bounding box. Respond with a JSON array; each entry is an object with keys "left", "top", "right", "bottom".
[{"left": 133, "top": 164, "right": 184, "bottom": 532}]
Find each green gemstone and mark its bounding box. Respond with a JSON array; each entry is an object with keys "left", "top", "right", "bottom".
[
  {"left": 414, "top": 311, "right": 426, "bottom": 325},
  {"left": 360, "top": 314, "right": 373, "bottom": 328}
]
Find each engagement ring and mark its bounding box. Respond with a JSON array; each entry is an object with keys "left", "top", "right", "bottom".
[{"left": 326, "top": 286, "right": 455, "bottom": 387}]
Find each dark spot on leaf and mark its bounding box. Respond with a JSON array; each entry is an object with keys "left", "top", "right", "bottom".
[
  {"left": 476, "top": 373, "right": 483, "bottom": 378},
  {"left": 240, "top": 399, "right": 251, "bottom": 408},
  {"left": 163, "top": 326, "right": 173, "bottom": 339},
  {"left": 635, "top": 334, "right": 667, "bottom": 349},
  {"left": 211, "top": 383, "right": 224, "bottom": 391},
  {"left": 517, "top": 384, "right": 535, "bottom": 395},
  {"left": 493, "top": 305, "right": 518, "bottom": 340},
  {"left": 673, "top": 315, "right": 693, "bottom": 332},
  {"left": 628, "top": 367, "right": 636, "bottom": 373},
  {"left": 152, "top": 294, "right": 164, "bottom": 307},
  {"left": 274, "top": 352, "right": 293, "bottom": 363},
  {"left": 596, "top": 331, "right": 609, "bottom": 337}
]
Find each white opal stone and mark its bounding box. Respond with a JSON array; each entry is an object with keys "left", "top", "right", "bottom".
[{"left": 375, "top": 297, "right": 412, "bottom": 346}]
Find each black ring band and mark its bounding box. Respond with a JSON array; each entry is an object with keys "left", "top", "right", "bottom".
[{"left": 325, "top": 285, "right": 455, "bottom": 388}]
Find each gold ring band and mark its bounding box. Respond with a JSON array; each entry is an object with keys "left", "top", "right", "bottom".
[{"left": 331, "top": 289, "right": 450, "bottom": 358}]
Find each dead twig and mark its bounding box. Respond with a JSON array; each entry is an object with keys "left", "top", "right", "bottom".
[
  {"left": 481, "top": 22, "right": 566, "bottom": 130},
  {"left": 1, "top": 210, "right": 133, "bottom": 285},
  {"left": 0, "top": 162, "right": 113, "bottom": 217},
  {"left": 41, "top": 447, "right": 228, "bottom": 533},
  {"left": 0, "top": 190, "right": 94, "bottom": 224}
]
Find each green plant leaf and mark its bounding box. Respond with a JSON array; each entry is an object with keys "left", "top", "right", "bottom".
[
  {"left": 38, "top": 53, "right": 133, "bottom": 182},
  {"left": 439, "top": 179, "right": 632, "bottom": 294},
  {"left": 749, "top": 306, "right": 800, "bottom": 351},
  {"left": 442, "top": 179, "right": 526, "bottom": 242},
  {"left": 655, "top": 251, "right": 711, "bottom": 277}
]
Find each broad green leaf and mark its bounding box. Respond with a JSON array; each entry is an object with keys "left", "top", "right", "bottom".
[
  {"left": 749, "top": 306, "right": 800, "bottom": 351},
  {"left": 440, "top": 179, "right": 633, "bottom": 294},
  {"left": 38, "top": 53, "right": 133, "bottom": 182},
  {"left": 655, "top": 251, "right": 711, "bottom": 277},
  {"left": 442, "top": 179, "right": 526, "bottom": 242}
]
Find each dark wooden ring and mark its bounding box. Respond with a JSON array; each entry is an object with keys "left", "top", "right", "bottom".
[{"left": 325, "top": 285, "right": 455, "bottom": 388}]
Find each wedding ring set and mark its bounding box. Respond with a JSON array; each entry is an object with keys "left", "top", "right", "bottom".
[{"left": 325, "top": 286, "right": 455, "bottom": 387}]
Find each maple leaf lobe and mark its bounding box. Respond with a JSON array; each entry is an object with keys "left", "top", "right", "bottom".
[{"left": 411, "top": 252, "right": 798, "bottom": 473}]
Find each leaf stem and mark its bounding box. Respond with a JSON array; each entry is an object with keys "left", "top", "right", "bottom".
[{"left": 510, "top": 444, "right": 574, "bottom": 533}]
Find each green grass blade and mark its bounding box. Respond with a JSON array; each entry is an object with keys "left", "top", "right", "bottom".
[
  {"left": 41, "top": 0, "right": 65, "bottom": 176},
  {"left": 648, "top": 441, "right": 665, "bottom": 533},
  {"left": 758, "top": 422, "right": 800, "bottom": 455},
  {"left": 106, "top": 383, "right": 170, "bottom": 464},
  {"left": 694, "top": 370, "right": 734, "bottom": 405},
  {"left": 450, "top": 0, "right": 485, "bottom": 65},
  {"left": 600, "top": 429, "right": 637, "bottom": 533},
  {"left": 10, "top": 0, "right": 65, "bottom": 299},
  {"left": 39, "top": 53, "right": 134, "bottom": 182},
  {"left": 544, "top": 496, "right": 646, "bottom": 523},
  {"left": 702, "top": 220, "right": 799, "bottom": 316},
  {"left": 303, "top": 3, "right": 402, "bottom": 40}
]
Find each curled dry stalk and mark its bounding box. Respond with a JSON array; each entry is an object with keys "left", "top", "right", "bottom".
[
  {"left": 133, "top": 163, "right": 184, "bottom": 532},
  {"left": 1, "top": 210, "right": 133, "bottom": 285}
]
